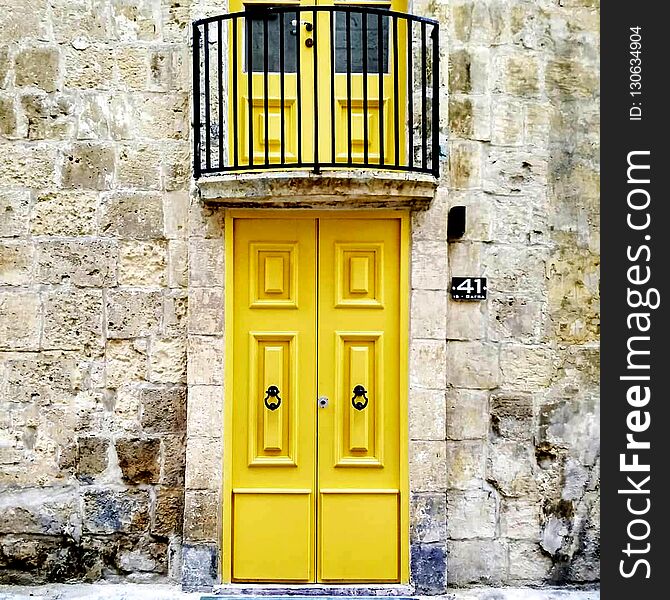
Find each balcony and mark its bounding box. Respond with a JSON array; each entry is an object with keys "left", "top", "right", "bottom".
[{"left": 192, "top": 4, "right": 440, "bottom": 188}]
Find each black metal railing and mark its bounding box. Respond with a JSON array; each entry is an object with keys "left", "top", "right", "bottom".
[{"left": 193, "top": 6, "right": 439, "bottom": 177}]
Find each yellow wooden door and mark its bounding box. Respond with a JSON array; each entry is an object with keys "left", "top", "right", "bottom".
[
  {"left": 317, "top": 217, "right": 404, "bottom": 581},
  {"left": 229, "top": 1, "right": 407, "bottom": 167},
  {"left": 229, "top": 213, "right": 407, "bottom": 583},
  {"left": 231, "top": 217, "right": 317, "bottom": 581}
]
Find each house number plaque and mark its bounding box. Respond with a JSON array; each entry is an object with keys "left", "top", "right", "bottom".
[{"left": 450, "top": 277, "right": 487, "bottom": 300}]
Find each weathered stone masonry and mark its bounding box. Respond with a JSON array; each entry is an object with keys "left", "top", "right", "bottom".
[{"left": 0, "top": 0, "right": 599, "bottom": 591}]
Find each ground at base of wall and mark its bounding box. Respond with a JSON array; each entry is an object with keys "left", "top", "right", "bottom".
[{"left": 0, "top": 585, "right": 600, "bottom": 600}]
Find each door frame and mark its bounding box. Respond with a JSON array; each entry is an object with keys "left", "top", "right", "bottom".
[{"left": 222, "top": 209, "right": 410, "bottom": 583}]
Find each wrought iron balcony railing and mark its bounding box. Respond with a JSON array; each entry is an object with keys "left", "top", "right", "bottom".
[{"left": 193, "top": 6, "right": 439, "bottom": 177}]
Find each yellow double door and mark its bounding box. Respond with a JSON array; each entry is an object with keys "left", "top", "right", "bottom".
[{"left": 229, "top": 213, "right": 408, "bottom": 583}]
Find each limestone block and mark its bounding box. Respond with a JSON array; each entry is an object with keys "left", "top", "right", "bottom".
[
  {"left": 446, "top": 440, "right": 486, "bottom": 490},
  {"left": 167, "top": 240, "right": 188, "bottom": 288},
  {"left": 187, "top": 385, "right": 223, "bottom": 438},
  {"left": 491, "top": 99, "right": 524, "bottom": 146},
  {"left": 0, "top": 1, "right": 48, "bottom": 43},
  {"left": 83, "top": 488, "right": 150, "bottom": 534},
  {"left": 188, "top": 288, "right": 224, "bottom": 335},
  {"left": 447, "top": 539, "right": 508, "bottom": 585},
  {"left": 446, "top": 389, "right": 489, "bottom": 440},
  {"left": 161, "top": 433, "right": 186, "bottom": 486},
  {"left": 0, "top": 488, "right": 80, "bottom": 536},
  {"left": 409, "top": 339, "right": 446, "bottom": 390},
  {"left": 30, "top": 191, "right": 97, "bottom": 236},
  {"left": 110, "top": 0, "right": 161, "bottom": 42},
  {"left": 183, "top": 490, "right": 219, "bottom": 542},
  {"left": 163, "top": 191, "right": 189, "bottom": 239},
  {"left": 99, "top": 192, "right": 164, "bottom": 239},
  {"left": 0, "top": 241, "right": 33, "bottom": 285},
  {"left": 119, "top": 240, "right": 167, "bottom": 286},
  {"left": 525, "top": 102, "right": 552, "bottom": 148},
  {"left": 500, "top": 345, "right": 556, "bottom": 390},
  {"left": 189, "top": 201, "right": 226, "bottom": 239},
  {"left": 446, "top": 297, "right": 486, "bottom": 341},
  {"left": 491, "top": 391, "right": 534, "bottom": 440},
  {"left": 500, "top": 498, "right": 541, "bottom": 540},
  {"left": 114, "top": 46, "right": 149, "bottom": 89},
  {"left": 411, "top": 289, "right": 446, "bottom": 340},
  {"left": 14, "top": 45, "right": 60, "bottom": 92},
  {"left": 509, "top": 541, "right": 553, "bottom": 581},
  {"left": 0, "top": 191, "right": 30, "bottom": 237},
  {"left": 163, "top": 289, "right": 188, "bottom": 335},
  {"left": 448, "top": 48, "right": 490, "bottom": 94},
  {"left": 63, "top": 46, "right": 114, "bottom": 89},
  {"left": 411, "top": 240, "right": 447, "bottom": 290},
  {"left": 411, "top": 187, "right": 446, "bottom": 241},
  {"left": 148, "top": 337, "right": 187, "bottom": 384},
  {"left": 487, "top": 438, "right": 538, "bottom": 497},
  {"left": 161, "top": 140, "right": 190, "bottom": 191},
  {"left": 108, "top": 93, "right": 136, "bottom": 140},
  {"left": 546, "top": 59, "right": 598, "bottom": 100},
  {"left": 152, "top": 488, "right": 184, "bottom": 537},
  {"left": 77, "top": 93, "right": 111, "bottom": 139},
  {"left": 116, "top": 539, "right": 168, "bottom": 574},
  {"left": 411, "top": 543, "right": 446, "bottom": 594},
  {"left": 135, "top": 93, "right": 188, "bottom": 140},
  {"left": 448, "top": 95, "right": 491, "bottom": 142},
  {"left": 140, "top": 386, "right": 186, "bottom": 434},
  {"left": 0, "top": 143, "right": 57, "bottom": 188},
  {"left": 483, "top": 245, "right": 549, "bottom": 297},
  {"left": 494, "top": 51, "right": 541, "bottom": 97},
  {"left": 410, "top": 493, "right": 447, "bottom": 544},
  {"left": 448, "top": 140, "right": 483, "bottom": 190},
  {"left": 42, "top": 289, "right": 104, "bottom": 352},
  {"left": 115, "top": 437, "right": 161, "bottom": 484},
  {"left": 446, "top": 340, "right": 500, "bottom": 389},
  {"left": 36, "top": 240, "right": 118, "bottom": 287},
  {"left": 410, "top": 440, "right": 447, "bottom": 492},
  {"left": 20, "top": 92, "right": 76, "bottom": 140},
  {"left": 50, "top": 0, "right": 110, "bottom": 42},
  {"left": 76, "top": 436, "right": 109, "bottom": 482},
  {"left": 409, "top": 388, "right": 446, "bottom": 441},
  {"left": 0, "top": 291, "right": 41, "bottom": 351},
  {"left": 489, "top": 294, "right": 546, "bottom": 344},
  {"left": 189, "top": 238, "right": 224, "bottom": 287},
  {"left": 0, "top": 46, "right": 8, "bottom": 88},
  {"left": 185, "top": 436, "right": 222, "bottom": 490},
  {"left": 105, "top": 340, "right": 148, "bottom": 388},
  {"left": 187, "top": 336, "right": 224, "bottom": 386},
  {"left": 483, "top": 148, "right": 548, "bottom": 196},
  {"left": 117, "top": 143, "right": 162, "bottom": 190},
  {"left": 61, "top": 143, "right": 115, "bottom": 190},
  {"left": 106, "top": 290, "right": 162, "bottom": 338},
  {"left": 0, "top": 94, "right": 16, "bottom": 137},
  {"left": 181, "top": 544, "right": 218, "bottom": 589},
  {"left": 149, "top": 47, "right": 188, "bottom": 92},
  {"left": 447, "top": 488, "right": 498, "bottom": 539}
]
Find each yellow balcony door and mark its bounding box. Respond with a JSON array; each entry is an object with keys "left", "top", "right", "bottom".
[
  {"left": 229, "top": 0, "right": 407, "bottom": 167},
  {"left": 228, "top": 213, "right": 408, "bottom": 583}
]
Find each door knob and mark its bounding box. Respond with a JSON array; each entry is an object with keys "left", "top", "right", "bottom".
[
  {"left": 264, "top": 385, "right": 281, "bottom": 410},
  {"left": 318, "top": 396, "right": 329, "bottom": 408},
  {"left": 351, "top": 385, "right": 369, "bottom": 410}
]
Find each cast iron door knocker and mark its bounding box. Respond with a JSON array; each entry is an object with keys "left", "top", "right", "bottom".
[
  {"left": 351, "top": 385, "right": 369, "bottom": 410},
  {"left": 264, "top": 385, "right": 281, "bottom": 410}
]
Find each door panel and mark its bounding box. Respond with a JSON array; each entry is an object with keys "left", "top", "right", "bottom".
[
  {"left": 317, "top": 218, "right": 402, "bottom": 581},
  {"left": 230, "top": 214, "right": 404, "bottom": 583},
  {"left": 232, "top": 218, "right": 317, "bottom": 581}
]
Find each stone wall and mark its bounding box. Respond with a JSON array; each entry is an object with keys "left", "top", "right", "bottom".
[
  {"left": 0, "top": 0, "right": 600, "bottom": 591},
  {"left": 0, "top": 0, "right": 195, "bottom": 583},
  {"left": 439, "top": 0, "right": 600, "bottom": 587}
]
